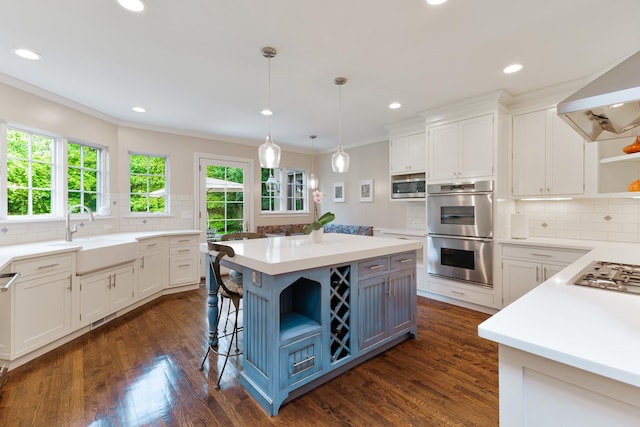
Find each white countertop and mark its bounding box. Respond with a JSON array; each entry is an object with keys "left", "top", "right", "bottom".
[
  {"left": 0, "top": 230, "right": 202, "bottom": 272},
  {"left": 479, "top": 239, "right": 640, "bottom": 388},
  {"left": 200, "top": 233, "right": 422, "bottom": 276}
]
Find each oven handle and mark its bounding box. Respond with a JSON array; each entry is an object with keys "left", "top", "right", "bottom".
[
  {"left": 428, "top": 234, "right": 493, "bottom": 242},
  {"left": 428, "top": 191, "right": 493, "bottom": 196}
]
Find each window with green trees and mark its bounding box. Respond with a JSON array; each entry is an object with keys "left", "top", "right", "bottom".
[
  {"left": 205, "top": 165, "right": 244, "bottom": 234},
  {"left": 6, "top": 128, "right": 54, "bottom": 216},
  {"left": 261, "top": 167, "right": 307, "bottom": 213},
  {"left": 68, "top": 141, "right": 100, "bottom": 211},
  {"left": 129, "top": 153, "right": 167, "bottom": 213}
]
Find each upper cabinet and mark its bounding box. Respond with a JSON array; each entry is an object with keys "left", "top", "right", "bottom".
[
  {"left": 389, "top": 132, "right": 426, "bottom": 175},
  {"left": 512, "top": 108, "right": 584, "bottom": 197},
  {"left": 428, "top": 114, "right": 494, "bottom": 182}
]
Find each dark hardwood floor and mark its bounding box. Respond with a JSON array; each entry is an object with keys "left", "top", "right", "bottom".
[{"left": 0, "top": 284, "right": 498, "bottom": 426}]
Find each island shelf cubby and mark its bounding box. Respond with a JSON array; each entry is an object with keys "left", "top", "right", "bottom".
[{"left": 279, "top": 277, "right": 322, "bottom": 344}]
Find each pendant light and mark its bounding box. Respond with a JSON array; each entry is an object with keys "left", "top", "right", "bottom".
[
  {"left": 258, "top": 46, "right": 281, "bottom": 169},
  {"left": 331, "top": 77, "right": 350, "bottom": 173},
  {"left": 307, "top": 135, "right": 319, "bottom": 190}
]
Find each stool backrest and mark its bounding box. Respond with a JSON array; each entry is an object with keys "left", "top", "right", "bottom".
[{"left": 206, "top": 242, "right": 240, "bottom": 298}]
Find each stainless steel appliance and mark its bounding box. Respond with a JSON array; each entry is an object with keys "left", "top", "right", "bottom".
[
  {"left": 391, "top": 176, "right": 426, "bottom": 199},
  {"left": 427, "top": 180, "right": 493, "bottom": 287},
  {"left": 557, "top": 50, "right": 640, "bottom": 142},
  {"left": 570, "top": 261, "right": 640, "bottom": 294}
]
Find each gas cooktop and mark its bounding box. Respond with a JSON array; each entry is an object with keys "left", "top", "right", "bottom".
[{"left": 571, "top": 261, "right": 640, "bottom": 294}]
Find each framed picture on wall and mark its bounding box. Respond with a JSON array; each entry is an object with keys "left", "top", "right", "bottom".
[
  {"left": 333, "top": 182, "right": 345, "bottom": 203},
  {"left": 359, "top": 179, "right": 373, "bottom": 202}
]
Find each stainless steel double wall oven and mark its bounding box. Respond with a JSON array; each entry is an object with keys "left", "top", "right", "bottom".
[{"left": 427, "top": 180, "right": 493, "bottom": 288}]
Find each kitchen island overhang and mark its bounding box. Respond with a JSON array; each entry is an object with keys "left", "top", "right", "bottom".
[{"left": 201, "top": 234, "right": 421, "bottom": 415}]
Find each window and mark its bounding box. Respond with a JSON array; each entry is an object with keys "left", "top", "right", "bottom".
[
  {"left": 129, "top": 153, "right": 167, "bottom": 213},
  {"left": 261, "top": 167, "right": 307, "bottom": 213},
  {"left": 6, "top": 127, "right": 55, "bottom": 216},
  {"left": 68, "top": 141, "right": 100, "bottom": 211},
  {"left": 205, "top": 165, "right": 245, "bottom": 234}
]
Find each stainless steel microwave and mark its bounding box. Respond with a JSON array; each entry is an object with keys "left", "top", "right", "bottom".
[{"left": 391, "top": 177, "right": 426, "bottom": 199}]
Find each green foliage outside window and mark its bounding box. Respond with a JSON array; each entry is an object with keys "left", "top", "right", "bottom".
[
  {"left": 6, "top": 128, "right": 53, "bottom": 216},
  {"left": 129, "top": 154, "right": 167, "bottom": 213},
  {"left": 68, "top": 142, "right": 99, "bottom": 211},
  {"left": 206, "top": 165, "right": 244, "bottom": 234}
]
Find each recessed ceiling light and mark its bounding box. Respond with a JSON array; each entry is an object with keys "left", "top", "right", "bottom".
[
  {"left": 503, "top": 63, "right": 523, "bottom": 74},
  {"left": 611, "top": 103, "right": 624, "bottom": 108},
  {"left": 261, "top": 109, "right": 273, "bottom": 116},
  {"left": 426, "top": 0, "right": 448, "bottom": 5},
  {"left": 117, "top": 0, "right": 145, "bottom": 12},
  {"left": 132, "top": 106, "right": 146, "bottom": 113},
  {"left": 14, "top": 49, "right": 40, "bottom": 60},
  {"left": 389, "top": 102, "right": 402, "bottom": 109}
]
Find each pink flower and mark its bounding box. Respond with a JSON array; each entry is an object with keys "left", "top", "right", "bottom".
[{"left": 312, "top": 190, "right": 323, "bottom": 204}]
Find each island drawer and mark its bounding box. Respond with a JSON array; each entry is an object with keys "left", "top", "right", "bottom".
[
  {"left": 280, "top": 333, "right": 322, "bottom": 389},
  {"left": 169, "top": 246, "right": 197, "bottom": 256},
  {"left": 390, "top": 252, "right": 416, "bottom": 271},
  {"left": 358, "top": 257, "right": 389, "bottom": 278},
  {"left": 12, "top": 253, "right": 73, "bottom": 278}
]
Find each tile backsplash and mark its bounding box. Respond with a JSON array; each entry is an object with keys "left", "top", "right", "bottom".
[
  {"left": 0, "top": 193, "right": 196, "bottom": 246},
  {"left": 515, "top": 198, "right": 640, "bottom": 242}
]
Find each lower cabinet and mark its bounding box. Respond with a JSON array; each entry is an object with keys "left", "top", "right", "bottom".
[
  {"left": 502, "top": 244, "right": 587, "bottom": 306},
  {"left": 78, "top": 263, "right": 135, "bottom": 327},
  {"left": 358, "top": 254, "right": 416, "bottom": 351},
  {"left": 279, "top": 333, "right": 322, "bottom": 389},
  {"left": 11, "top": 254, "right": 74, "bottom": 358},
  {"left": 168, "top": 235, "right": 199, "bottom": 287},
  {"left": 137, "top": 238, "right": 168, "bottom": 298}
]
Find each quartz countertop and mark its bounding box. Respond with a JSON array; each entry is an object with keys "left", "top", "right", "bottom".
[
  {"left": 0, "top": 230, "right": 202, "bottom": 272},
  {"left": 479, "top": 239, "right": 640, "bottom": 388},
  {"left": 201, "top": 233, "right": 422, "bottom": 276}
]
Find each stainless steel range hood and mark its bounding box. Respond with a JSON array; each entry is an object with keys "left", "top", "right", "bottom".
[{"left": 557, "top": 50, "right": 640, "bottom": 142}]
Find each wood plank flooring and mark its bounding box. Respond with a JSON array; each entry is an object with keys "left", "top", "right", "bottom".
[{"left": 0, "top": 285, "right": 498, "bottom": 426}]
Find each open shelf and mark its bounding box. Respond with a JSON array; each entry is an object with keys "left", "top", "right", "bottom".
[
  {"left": 600, "top": 151, "right": 640, "bottom": 164},
  {"left": 279, "top": 277, "right": 321, "bottom": 343}
]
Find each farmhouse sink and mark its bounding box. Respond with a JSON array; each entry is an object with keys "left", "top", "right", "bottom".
[{"left": 46, "top": 237, "right": 138, "bottom": 275}]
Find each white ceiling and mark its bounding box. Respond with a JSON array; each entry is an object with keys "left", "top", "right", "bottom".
[{"left": 2, "top": 0, "right": 640, "bottom": 152}]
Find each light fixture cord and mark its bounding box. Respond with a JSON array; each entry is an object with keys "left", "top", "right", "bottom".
[
  {"left": 267, "top": 56, "right": 272, "bottom": 136},
  {"left": 338, "top": 84, "right": 343, "bottom": 148}
]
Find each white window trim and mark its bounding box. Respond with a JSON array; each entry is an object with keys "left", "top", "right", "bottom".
[
  {"left": 260, "top": 167, "right": 310, "bottom": 215},
  {"left": 128, "top": 151, "right": 170, "bottom": 214}
]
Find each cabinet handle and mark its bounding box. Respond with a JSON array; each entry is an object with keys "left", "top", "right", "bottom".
[
  {"left": 293, "top": 355, "right": 315, "bottom": 368},
  {"left": 0, "top": 272, "right": 20, "bottom": 292},
  {"left": 397, "top": 258, "right": 412, "bottom": 264},
  {"left": 107, "top": 274, "right": 113, "bottom": 289},
  {"left": 177, "top": 239, "right": 190, "bottom": 243},
  {"left": 177, "top": 264, "right": 190, "bottom": 268},
  {"left": 146, "top": 243, "right": 158, "bottom": 248},
  {"left": 113, "top": 274, "right": 116, "bottom": 288},
  {"left": 177, "top": 249, "right": 190, "bottom": 253},
  {"left": 141, "top": 256, "right": 145, "bottom": 269},
  {"left": 543, "top": 266, "right": 548, "bottom": 281},
  {"left": 530, "top": 253, "right": 552, "bottom": 258},
  {"left": 368, "top": 264, "right": 384, "bottom": 270},
  {"left": 38, "top": 263, "right": 59, "bottom": 270},
  {"left": 67, "top": 275, "right": 72, "bottom": 291},
  {"left": 536, "top": 266, "right": 540, "bottom": 283},
  {"left": 450, "top": 290, "right": 465, "bottom": 296}
]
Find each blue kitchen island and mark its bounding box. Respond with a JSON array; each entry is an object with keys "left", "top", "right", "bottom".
[{"left": 202, "top": 233, "right": 421, "bottom": 415}]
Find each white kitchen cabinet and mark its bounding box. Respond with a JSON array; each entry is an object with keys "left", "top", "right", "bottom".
[
  {"left": 78, "top": 263, "right": 135, "bottom": 327},
  {"left": 390, "top": 132, "right": 426, "bottom": 175},
  {"left": 137, "top": 238, "right": 168, "bottom": 298},
  {"left": 501, "top": 244, "right": 587, "bottom": 306},
  {"left": 428, "top": 114, "right": 494, "bottom": 182},
  {"left": 11, "top": 254, "right": 73, "bottom": 357},
  {"left": 168, "top": 235, "right": 199, "bottom": 287},
  {"left": 512, "top": 108, "right": 584, "bottom": 197}
]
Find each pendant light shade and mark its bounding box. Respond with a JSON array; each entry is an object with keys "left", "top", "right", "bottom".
[
  {"left": 259, "top": 135, "right": 281, "bottom": 169},
  {"left": 331, "top": 77, "right": 350, "bottom": 173},
  {"left": 307, "top": 135, "right": 318, "bottom": 190},
  {"left": 258, "top": 47, "right": 281, "bottom": 169}
]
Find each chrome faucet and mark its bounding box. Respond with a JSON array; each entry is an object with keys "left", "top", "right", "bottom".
[{"left": 65, "top": 204, "right": 95, "bottom": 241}]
